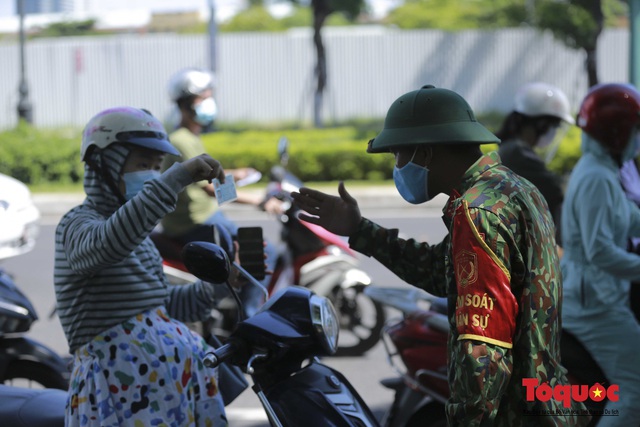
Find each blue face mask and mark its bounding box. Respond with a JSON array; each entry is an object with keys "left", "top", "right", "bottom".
[
  {"left": 194, "top": 97, "right": 217, "bottom": 126},
  {"left": 122, "top": 170, "right": 161, "bottom": 201},
  {"left": 393, "top": 149, "right": 431, "bottom": 204}
]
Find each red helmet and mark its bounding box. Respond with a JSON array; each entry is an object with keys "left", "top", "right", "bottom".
[{"left": 577, "top": 83, "right": 640, "bottom": 154}]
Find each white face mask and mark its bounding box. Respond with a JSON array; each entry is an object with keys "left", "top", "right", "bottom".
[{"left": 194, "top": 97, "right": 217, "bottom": 126}]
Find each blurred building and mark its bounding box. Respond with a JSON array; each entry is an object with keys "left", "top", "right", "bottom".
[{"left": 2, "top": 0, "right": 245, "bottom": 32}]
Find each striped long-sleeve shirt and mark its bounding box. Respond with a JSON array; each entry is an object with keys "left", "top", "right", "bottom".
[{"left": 54, "top": 153, "right": 218, "bottom": 354}]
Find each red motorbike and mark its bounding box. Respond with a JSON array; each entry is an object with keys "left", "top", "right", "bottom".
[
  {"left": 152, "top": 137, "right": 385, "bottom": 357},
  {"left": 365, "top": 285, "right": 618, "bottom": 427}
]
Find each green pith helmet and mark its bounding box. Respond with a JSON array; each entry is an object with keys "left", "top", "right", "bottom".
[{"left": 367, "top": 85, "right": 500, "bottom": 153}]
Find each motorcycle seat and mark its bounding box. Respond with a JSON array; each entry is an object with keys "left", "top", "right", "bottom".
[{"left": 0, "top": 385, "right": 66, "bottom": 427}]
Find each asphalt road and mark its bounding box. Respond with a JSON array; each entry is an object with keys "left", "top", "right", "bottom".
[{"left": 3, "top": 197, "right": 449, "bottom": 426}]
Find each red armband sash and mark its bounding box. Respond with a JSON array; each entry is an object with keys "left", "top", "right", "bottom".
[{"left": 452, "top": 201, "right": 518, "bottom": 348}]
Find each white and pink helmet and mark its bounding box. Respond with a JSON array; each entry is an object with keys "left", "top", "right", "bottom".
[{"left": 81, "top": 106, "right": 179, "bottom": 161}]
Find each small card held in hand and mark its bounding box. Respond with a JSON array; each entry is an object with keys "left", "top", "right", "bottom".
[{"left": 213, "top": 174, "right": 237, "bottom": 205}]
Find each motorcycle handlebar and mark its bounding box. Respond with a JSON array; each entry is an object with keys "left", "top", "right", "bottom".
[{"left": 203, "top": 342, "right": 237, "bottom": 368}]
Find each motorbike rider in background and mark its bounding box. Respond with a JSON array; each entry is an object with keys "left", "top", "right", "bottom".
[
  {"left": 292, "top": 85, "right": 587, "bottom": 426},
  {"left": 496, "top": 82, "right": 574, "bottom": 244},
  {"left": 160, "top": 68, "right": 283, "bottom": 316},
  {"left": 561, "top": 83, "right": 640, "bottom": 426},
  {"left": 54, "top": 107, "right": 228, "bottom": 426}
]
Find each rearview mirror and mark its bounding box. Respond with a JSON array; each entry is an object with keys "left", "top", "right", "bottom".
[{"left": 181, "top": 242, "right": 230, "bottom": 284}]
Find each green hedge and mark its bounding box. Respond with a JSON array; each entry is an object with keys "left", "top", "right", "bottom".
[
  {"left": 0, "top": 122, "right": 84, "bottom": 186},
  {"left": 0, "top": 119, "right": 584, "bottom": 189},
  {"left": 0, "top": 124, "right": 395, "bottom": 186},
  {"left": 201, "top": 128, "right": 394, "bottom": 181}
]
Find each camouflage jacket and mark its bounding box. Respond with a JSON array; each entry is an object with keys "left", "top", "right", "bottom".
[{"left": 349, "top": 152, "right": 588, "bottom": 426}]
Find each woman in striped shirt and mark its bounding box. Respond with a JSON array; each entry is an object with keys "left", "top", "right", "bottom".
[{"left": 54, "top": 106, "right": 228, "bottom": 426}]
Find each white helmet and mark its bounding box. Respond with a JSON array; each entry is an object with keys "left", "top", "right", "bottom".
[
  {"left": 514, "top": 82, "right": 575, "bottom": 125},
  {"left": 168, "top": 68, "right": 215, "bottom": 103},
  {"left": 81, "top": 107, "right": 179, "bottom": 161}
]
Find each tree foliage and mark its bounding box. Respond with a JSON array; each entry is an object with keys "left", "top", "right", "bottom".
[
  {"left": 32, "top": 19, "right": 98, "bottom": 38},
  {"left": 536, "top": 1, "right": 600, "bottom": 50},
  {"left": 219, "top": 6, "right": 286, "bottom": 32},
  {"left": 534, "top": 0, "right": 627, "bottom": 86},
  {"left": 384, "top": 0, "right": 626, "bottom": 31},
  {"left": 386, "top": 0, "right": 529, "bottom": 30},
  {"left": 219, "top": 4, "right": 350, "bottom": 32}
]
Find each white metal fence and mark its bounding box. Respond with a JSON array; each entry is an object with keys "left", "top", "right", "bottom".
[{"left": 0, "top": 26, "right": 628, "bottom": 130}]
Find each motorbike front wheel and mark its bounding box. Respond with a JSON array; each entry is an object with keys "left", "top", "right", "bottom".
[
  {"left": 3, "top": 360, "right": 69, "bottom": 390},
  {"left": 330, "top": 285, "right": 385, "bottom": 357}
]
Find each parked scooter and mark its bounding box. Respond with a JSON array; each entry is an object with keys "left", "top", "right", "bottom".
[
  {"left": 366, "top": 285, "right": 615, "bottom": 427},
  {"left": 183, "top": 240, "right": 381, "bottom": 427},
  {"left": 153, "top": 137, "right": 386, "bottom": 357},
  {"left": 0, "top": 173, "right": 70, "bottom": 390}
]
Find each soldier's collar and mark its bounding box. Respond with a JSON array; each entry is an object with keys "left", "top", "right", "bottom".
[
  {"left": 441, "top": 152, "right": 501, "bottom": 222},
  {"left": 459, "top": 151, "right": 501, "bottom": 191},
  {"left": 442, "top": 189, "right": 461, "bottom": 222}
]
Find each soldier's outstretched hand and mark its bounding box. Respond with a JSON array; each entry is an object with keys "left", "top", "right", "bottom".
[{"left": 291, "top": 182, "right": 361, "bottom": 237}]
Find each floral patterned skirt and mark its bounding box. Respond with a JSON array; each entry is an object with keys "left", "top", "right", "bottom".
[{"left": 65, "top": 306, "right": 227, "bottom": 427}]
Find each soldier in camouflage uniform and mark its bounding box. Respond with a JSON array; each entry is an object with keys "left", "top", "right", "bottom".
[{"left": 292, "top": 85, "right": 588, "bottom": 426}]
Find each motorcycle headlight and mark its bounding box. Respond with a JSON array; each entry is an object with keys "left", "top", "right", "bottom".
[{"left": 310, "top": 294, "right": 339, "bottom": 355}]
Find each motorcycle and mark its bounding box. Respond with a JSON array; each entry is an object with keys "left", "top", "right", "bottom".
[
  {"left": 183, "top": 240, "right": 381, "bottom": 427},
  {"left": 365, "top": 285, "right": 615, "bottom": 427},
  {"left": 0, "top": 173, "right": 70, "bottom": 390},
  {"left": 152, "top": 136, "right": 386, "bottom": 357}
]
